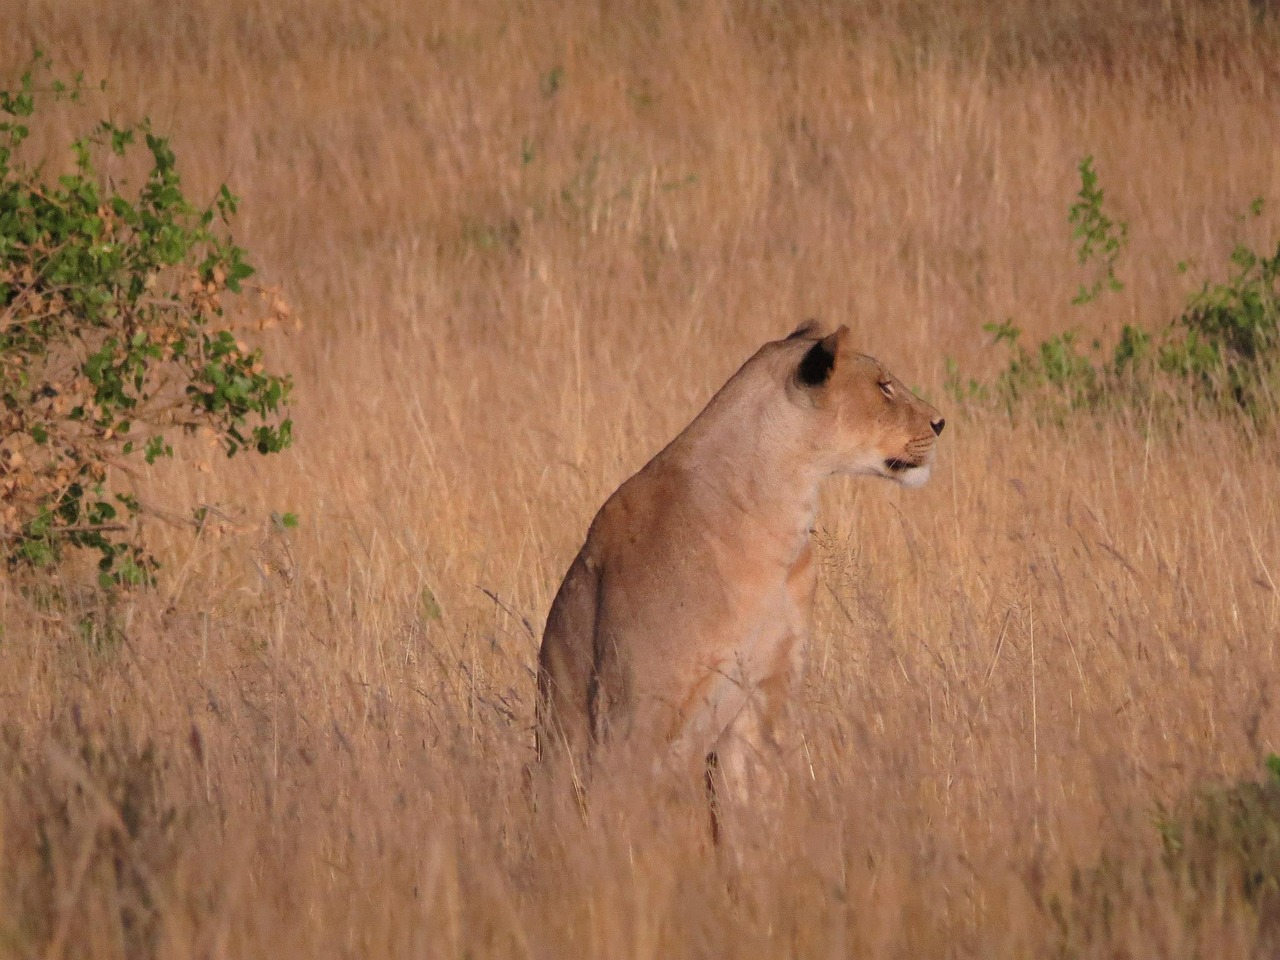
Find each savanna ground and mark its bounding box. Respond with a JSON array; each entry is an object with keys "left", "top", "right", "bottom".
[{"left": 3, "top": 1, "right": 1280, "bottom": 957}]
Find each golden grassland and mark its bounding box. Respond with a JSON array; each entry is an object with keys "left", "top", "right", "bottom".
[{"left": 3, "top": 1, "right": 1280, "bottom": 956}]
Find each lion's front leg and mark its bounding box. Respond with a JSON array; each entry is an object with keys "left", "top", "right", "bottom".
[{"left": 706, "top": 663, "right": 801, "bottom": 805}]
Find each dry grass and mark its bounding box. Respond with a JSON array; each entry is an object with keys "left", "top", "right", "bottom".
[{"left": 3, "top": 1, "right": 1280, "bottom": 956}]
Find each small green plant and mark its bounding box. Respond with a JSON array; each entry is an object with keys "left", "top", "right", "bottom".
[
  {"left": 943, "top": 356, "right": 988, "bottom": 404},
  {"left": 1068, "top": 155, "right": 1128, "bottom": 305},
  {"left": 977, "top": 319, "right": 1102, "bottom": 416},
  {"left": 0, "top": 53, "right": 295, "bottom": 587},
  {"left": 539, "top": 66, "right": 564, "bottom": 98}
]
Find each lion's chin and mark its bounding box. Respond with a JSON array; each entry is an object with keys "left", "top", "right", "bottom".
[{"left": 885, "top": 460, "right": 932, "bottom": 489}]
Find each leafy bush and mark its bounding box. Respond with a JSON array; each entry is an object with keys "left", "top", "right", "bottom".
[
  {"left": 1169, "top": 220, "right": 1280, "bottom": 421},
  {"left": 0, "top": 53, "right": 294, "bottom": 587},
  {"left": 1047, "top": 757, "right": 1280, "bottom": 956},
  {"left": 1156, "top": 754, "right": 1280, "bottom": 933},
  {"left": 957, "top": 157, "right": 1280, "bottom": 425}
]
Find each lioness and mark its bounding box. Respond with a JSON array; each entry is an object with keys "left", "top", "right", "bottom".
[{"left": 536, "top": 321, "right": 944, "bottom": 807}]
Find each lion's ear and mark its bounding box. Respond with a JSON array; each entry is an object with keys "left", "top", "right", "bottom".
[
  {"left": 786, "top": 318, "right": 823, "bottom": 340},
  {"left": 795, "top": 326, "right": 847, "bottom": 387}
]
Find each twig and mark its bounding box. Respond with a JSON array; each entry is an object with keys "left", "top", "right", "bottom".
[
  {"left": 0, "top": 523, "right": 133, "bottom": 541},
  {"left": 51, "top": 522, "right": 130, "bottom": 534},
  {"left": 476, "top": 584, "right": 537, "bottom": 642}
]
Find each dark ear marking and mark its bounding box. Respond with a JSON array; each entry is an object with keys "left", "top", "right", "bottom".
[
  {"left": 797, "top": 336, "right": 836, "bottom": 386},
  {"left": 786, "top": 318, "right": 822, "bottom": 340}
]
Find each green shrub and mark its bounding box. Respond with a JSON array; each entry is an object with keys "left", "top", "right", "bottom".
[
  {"left": 1168, "top": 223, "right": 1280, "bottom": 421},
  {"left": 958, "top": 157, "right": 1280, "bottom": 426},
  {"left": 0, "top": 53, "right": 294, "bottom": 587}
]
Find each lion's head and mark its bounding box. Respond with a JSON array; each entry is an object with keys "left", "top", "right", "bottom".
[{"left": 785, "top": 322, "right": 944, "bottom": 488}]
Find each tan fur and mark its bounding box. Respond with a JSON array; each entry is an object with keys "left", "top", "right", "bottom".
[{"left": 536, "top": 322, "right": 944, "bottom": 802}]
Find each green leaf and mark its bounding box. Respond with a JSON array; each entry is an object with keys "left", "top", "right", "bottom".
[{"left": 419, "top": 587, "right": 443, "bottom": 622}]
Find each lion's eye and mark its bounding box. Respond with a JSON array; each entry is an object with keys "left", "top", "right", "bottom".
[{"left": 878, "top": 380, "right": 895, "bottom": 400}]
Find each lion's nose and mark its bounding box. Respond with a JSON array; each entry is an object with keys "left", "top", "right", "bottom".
[{"left": 931, "top": 417, "right": 945, "bottom": 437}]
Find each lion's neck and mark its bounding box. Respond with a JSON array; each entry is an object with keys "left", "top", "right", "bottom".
[{"left": 667, "top": 384, "right": 823, "bottom": 563}]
